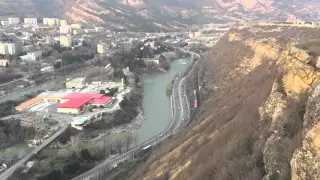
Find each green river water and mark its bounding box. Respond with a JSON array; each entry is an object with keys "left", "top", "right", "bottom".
[{"left": 137, "top": 58, "right": 190, "bottom": 143}]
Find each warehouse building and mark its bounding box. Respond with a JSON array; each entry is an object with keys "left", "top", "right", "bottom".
[
  {"left": 16, "top": 91, "right": 113, "bottom": 113},
  {"left": 57, "top": 96, "right": 92, "bottom": 114},
  {"left": 57, "top": 93, "right": 113, "bottom": 114}
]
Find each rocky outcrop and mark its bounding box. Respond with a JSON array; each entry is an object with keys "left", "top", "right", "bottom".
[{"left": 291, "top": 85, "right": 320, "bottom": 180}]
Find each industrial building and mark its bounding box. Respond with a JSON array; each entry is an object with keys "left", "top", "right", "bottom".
[
  {"left": 66, "top": 77, "right": 86, "bottom": 89},
  {"left": 16, "top": 91, "right": 113, "bottom": 114},
  {"left": 57, "top": 93, "right": 113, "bottom": 114}
]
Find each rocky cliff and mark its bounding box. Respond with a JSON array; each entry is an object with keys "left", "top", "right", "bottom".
[{"left": 128, "top": 24, "right": 320, "bottom": 180}]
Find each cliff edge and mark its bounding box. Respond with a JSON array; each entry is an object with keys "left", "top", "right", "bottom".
[{"left": 126, "top": 24, "right": 320, "bottom": 180}]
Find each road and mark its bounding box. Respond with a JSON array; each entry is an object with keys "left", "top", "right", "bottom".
[
  {"left": 0, "top": 114, "right": 72, "bottom": 180},
  {"left": 72, "top": 57, "right": 196, "bottom": 180}
]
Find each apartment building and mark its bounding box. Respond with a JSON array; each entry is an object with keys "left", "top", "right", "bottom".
[
  {"left": 60, "top": 25, "right": 72, "bottom": 34},
  {"left": 60, "top": 35, "right": 72, "bottom": 47},
  {"left": 97, "top": 43, "right": 106, "bottom": 54},
  {"left": 60, "top": 20, "right": 68, "bottom": 26},
  {"left": 24, "top": 18, "right": 38, "bottom": 25},
  {"left": 43, "top": 18, "right": 59, "bottom": 26},
  {"left": 1, "top": 21, "right": 9, "bottom": 26},
  {"left": 71, "top": 24, "right": 82, "bottom": 29},
  {"left": 8, "top": 17, "right": 20, "bottom": 25},
  {"left": 0, "top": 43, "right": 16, "bottom": 55}
]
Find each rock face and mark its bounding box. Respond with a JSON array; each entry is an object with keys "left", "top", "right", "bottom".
[
  {"left": 128, "top": 25, "right": 320, "bottom": 180},
  {"left": 291, "top": 85, "right": 320, "bottom": 180}
]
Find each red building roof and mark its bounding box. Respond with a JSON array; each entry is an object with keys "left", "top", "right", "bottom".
[
  {"left": 58, "top": 96, "right": 92, "bottom": 109},
  {"left": 92, "top": 96, "right": 112, "bottom": 105},
  {"left": 62, "top": 93, "right": 104, "bottom": 100}
]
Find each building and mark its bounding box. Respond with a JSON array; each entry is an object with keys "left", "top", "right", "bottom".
[
  {"left": 1, "top": 21, "right": 9, "bottom": 26},
  {"left": 60, "top": 20, "right": 68, "bottom": 26},
  {"left": 57, "top": 93, "right": 112, "bottom": 114},
  {"left": 8, "top": 17, "right": 20, "bottom": 25},
  {"left": 60, "top": 35, "right": 72, "bottom": 47},
  {"left": 59, "top": 25, "right": 72, "bottom": 34},
  {"left": 97, "top": 43, "right": 106, "bottom": 54},
  {"left": 0, "top": 59, "right": 9, "bottom": 66},
  {"left": 71, "top": 24, "right": 82, "bottom": 29},
  {"left": 24, "top": 18, "right": 38, "bottom": 25},
  {"left": 66, "top": 77, "right": 86, "bottom": 89},
  {"left": 20, "top": 51, "right": 42, "bottom": 61},
  {"left": 40, "top": 66, "right": 54, "bottom": 72},
  {"left": 57, "top": 96, "right": 92, "bottom": 114},
  {"left": 43, "top": 18, "right": 59, "bottom": 26},
  {"left": 94, "top": 27, "right": 104, "bottom": 32},
  {"left": 84, "top": 29, "right": 96, "bottom": 33},
  {"left": 0, "top": 43, "right": 16, "bottom": 55},
  {"left": 18, "top": 112, "right": 43, "bottom": 127}
]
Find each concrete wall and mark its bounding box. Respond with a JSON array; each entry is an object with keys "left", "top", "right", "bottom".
[{"left": 57, "top": 107, "right": 80, "bottom": 114}]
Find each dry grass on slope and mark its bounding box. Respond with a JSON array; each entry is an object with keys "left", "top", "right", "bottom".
[{"left": 130, "top": 32, "right": 279, "bottom": 180}]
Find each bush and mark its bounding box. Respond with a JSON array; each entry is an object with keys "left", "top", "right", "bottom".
[{"left": 63, "top": 161, "right": 80, "bottom": 174}]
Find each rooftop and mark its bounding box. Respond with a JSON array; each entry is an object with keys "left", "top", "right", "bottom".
[
  {"left": 58, "top": 96, "right": 92, "bottom": 109},
  {"left": 62, "top": 93, "right": 104, "bottom": 100},
  {"left": 92, "top": 96, "right": 112, "bottom": 105}
]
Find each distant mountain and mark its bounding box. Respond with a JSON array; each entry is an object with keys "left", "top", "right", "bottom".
[{"left": 0, "top": 0, "right": 320, "bottom": 30}]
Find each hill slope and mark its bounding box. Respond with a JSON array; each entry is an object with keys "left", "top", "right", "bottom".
[
  {"left": 128, "top": 24, "right": 320, "bottom": 180},
  {"left": 1, "top": 0, "right": 320, "bottom": 30}
]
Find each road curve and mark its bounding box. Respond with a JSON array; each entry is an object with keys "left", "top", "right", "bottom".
[{"left": 72, "top": 57, "right": 197, "bottom": 180}]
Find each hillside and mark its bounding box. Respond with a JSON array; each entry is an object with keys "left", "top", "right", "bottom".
[
  {"left": 1, "top": 0, "right": 320, "bottom": 31},
  {"left": 126, "top": 24, "right": 320, "bottom": 180}
]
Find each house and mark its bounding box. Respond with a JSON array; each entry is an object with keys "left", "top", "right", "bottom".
[
  {"left": 66, "top": 77, "right": 86, "bottom": 89},
  {"left": 40, "top": 66, "right": 54, "bottom": 72},
  {"left": 0, "top": 59, "right": 9, "bottom": 67},
  {"left": 20, "top": 51, "right": 42, "bottom": 61},
  {"left": 0, "top": 43, "right": 16, "bottom": 55}
]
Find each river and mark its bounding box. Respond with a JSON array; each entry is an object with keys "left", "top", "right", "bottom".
[{"left": 137, "top": 58, "right": 190, "bottom": 143}]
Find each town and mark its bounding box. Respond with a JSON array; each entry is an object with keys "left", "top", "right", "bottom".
[{"left": 0, "top": 15, "right": 229, "bottom": 180}]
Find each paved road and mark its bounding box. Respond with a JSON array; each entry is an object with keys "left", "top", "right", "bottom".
[
  {"left": 72, "top": 56, "right": 196, "bottom": 180},
  {"left": 0, "top": 115, "right": 71, "bottom": 180}
]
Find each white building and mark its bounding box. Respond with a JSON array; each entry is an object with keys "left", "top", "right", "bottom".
[
  {"left": 97, "top": 43, "right": 106, "bottom": 54},
  {"left": 1, "top": 21, "right": 9, "bottom": 26},
  {"left": 43, "top": 18, "right": 60, "bottom": 26},
  {"left": 94, "top": 27, "right": 104, "bottom": 32},
  {"left": 60, "top": 25, "right": 72, "bottom": 34},
  {"left": 41, "top": 66, "right": 54, "bottom": 72},
  {"left": 20, "top": 51, "right": 42, "bottom": 61},
  {"left": 24, "top": 18, "right": 38, "bottom": 25},
  {"left": 0, "top": 43, "right": 16, "bottom": 55},
  {"left": 8, "top": 17, "right": 20, "bottom": 25},
  {"left": 60, "top": 35, "right": 72, "bottom": 47}
]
